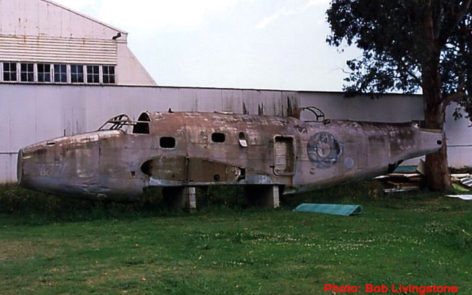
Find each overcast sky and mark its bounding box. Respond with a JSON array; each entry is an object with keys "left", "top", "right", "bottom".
[{"left": 54, "top": 0, "right": 360, "bottom": 91}]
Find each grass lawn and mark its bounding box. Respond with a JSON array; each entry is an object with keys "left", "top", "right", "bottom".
[{"left": 0, "top": 183, "right": 471, "bottom": 294}]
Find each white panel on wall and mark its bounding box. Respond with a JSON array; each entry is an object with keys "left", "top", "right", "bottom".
[{"left": 0, "top": 154, "right": 17, "bottom": 183}]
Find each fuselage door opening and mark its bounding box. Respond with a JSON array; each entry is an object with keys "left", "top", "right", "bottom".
[{"left": 273, "top": 135, "right": 295, "bottom": 176}]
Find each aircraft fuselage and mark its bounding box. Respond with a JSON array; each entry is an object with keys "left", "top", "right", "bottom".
[{"left": 17, "top": 111, "right": 443, "bottom": 200}]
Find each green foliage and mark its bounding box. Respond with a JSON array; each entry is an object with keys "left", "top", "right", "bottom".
[
  {"left": 0, "top": 185, "right": 250, "bottom": 223},
  {"left": 281, "top": 181, "right": 385, "bottom": 207},
  {"left": 326, "top": 0, "right": 472, "bottom": 190},
  {"left": 197, "top": 186, "right": 248, "bottom": 209},
  {"left": 0, "top": 184, "right": 471, "bottom": 294},
  {"left": 0, "top": 185, "right": 182, "bottom": 224},
  {"left": 0, "top": 181, "right": 410, "bottom": 221},
  {"left": 327, "top": 0, "right": 472, "bottom": 108},
  {"left": 0, "top": 182, "right": 445, "bottom": 221}
]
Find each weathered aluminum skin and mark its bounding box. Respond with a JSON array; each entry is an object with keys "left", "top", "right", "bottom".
[{"left": 17, "top": 111, "right": 443, "bottom": 200}]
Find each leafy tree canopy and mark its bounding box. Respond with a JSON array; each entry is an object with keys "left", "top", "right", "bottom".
[
  {"left": 326, "top": 0, "right": 472, "bottom": 190},
  {"left": 327, "top": 0, "right": 472, "bottom": 119}
]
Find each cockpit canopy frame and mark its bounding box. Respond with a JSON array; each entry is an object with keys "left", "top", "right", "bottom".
[
  {"left": 300, "top": 106, "right": 325, "bottom": 122},
  {"left": 98, "top": 112, "right": 151, "bottom": 134}
]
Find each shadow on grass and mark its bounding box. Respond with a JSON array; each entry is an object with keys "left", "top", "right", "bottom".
[
  {"left": 281, "top": 180, "right": 447, "bottom": 208},
  {"left": 0, "top": 185, "right": 260, "bottom": 225},
  {"left": 0, "top": 185, "right": 182, "bottom": 225},
  {"left": 0, "top": 181, "right": 450, "bottom": 225}
]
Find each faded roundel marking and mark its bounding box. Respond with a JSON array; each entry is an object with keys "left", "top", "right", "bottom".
[
  {"left": 344, "top": 157, "right": 354, "bottom": 169},
  {"left": 307, "top": 132, "right": 343, "bottom": 169}
]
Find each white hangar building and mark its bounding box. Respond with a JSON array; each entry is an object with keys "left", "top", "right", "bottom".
[
  {"left": 0, "top": 0, "right": 155, "bottom": 86},
  {"left": 0, "top": 0, "right": 471, "bottom": 183}
]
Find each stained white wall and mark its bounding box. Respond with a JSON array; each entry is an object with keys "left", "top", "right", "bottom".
[
  {"left": 298, "top": 92, "right": 424, "bottom": 123},
  {"left": 445, "top": 103, "right": 472, "bottom": 168},
  {"left": 116, "top": 44, "right": 156, "bottom": 86},
  {"left": 2, "top": 84, "right": 469, "bottom": 183},
  {"left": 0, "top": 84, "right": 441, "bottom": 183}
]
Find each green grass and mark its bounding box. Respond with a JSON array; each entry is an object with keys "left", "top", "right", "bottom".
[{"left": 0, "top": 183, "right": 471, "bottom": 294}]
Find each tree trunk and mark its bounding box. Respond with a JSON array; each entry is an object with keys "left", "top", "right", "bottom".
[
  {"left": 421, "top": 4, "right": 451, "bottom": 191},
  {"left": 423, "top": 101, "right": 451, "bottom": 191},
  {"left": 422, "top": 68, "right": 451, "bottom": 191},
  {"left": 422, "top": 61, "right": 451, "bottom": 190}
]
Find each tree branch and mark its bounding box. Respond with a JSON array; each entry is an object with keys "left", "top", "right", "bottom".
[
  {"left": 398, "top": 59, "right": 422, "bottom": 85},
  {"left": 441, "top": 91, "right": 465, "bottom": 113},
  {"left": 438, "top": 0, "right": 472, "bottom": 45},
  {"left": 454, "top": 0, "right": 472, "bottom": 24}
]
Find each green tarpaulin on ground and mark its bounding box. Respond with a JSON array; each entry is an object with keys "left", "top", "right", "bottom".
[{"left": 293, "top": 203, "right": 363, "bottom": 216}]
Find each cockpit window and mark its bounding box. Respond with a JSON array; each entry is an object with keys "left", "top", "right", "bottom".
[
  {"left": 98, "top": 114, "right": 132, "bottom": 131},
  {"left": 133, "top": 113, "right": 150, "bottom": 134},
  {"left": 98, "top": 112, "right": 151, "bottom": 133},
  {"left": 300, "top": 106, "right": 325, "bottom": 122}
]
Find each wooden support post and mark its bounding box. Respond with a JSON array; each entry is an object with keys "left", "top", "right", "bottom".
[
  {"left": 245, "top": 185, "right": 280, "bottom": 208},
  {"left": 187, "top": 187, "right": 197, "bottom": 211},
  {"left": 162, "top": 186, "right": 197, "bottom": 211}
]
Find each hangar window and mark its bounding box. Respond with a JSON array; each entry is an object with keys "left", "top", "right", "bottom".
[
  {"left": 86, "top": 65, "right": 99, "bottom": 83},
  {"left": 103, "top": 66, "right": 115, "bottom": 84},
  {"left": 160, "top": 137, "right": 176, "bottom": 149},
  {"left": 1, "top": 62, "right": 119, "bottom": 85},
  {"left": 212, "top": 132, "right": 225, "bottom": 143},
  {"left": 3, "top": 62, "right": 17, "bottom": 81},
  {"left": 37, "top": 64, "right": 51, "bottom": 82},
  {"left": 133, "top": 113, "right": 150, "bottom": 134},
  {"left": 71, "top": 65, "right": 84, "bottom": 83},
  {"left": 20, "top": 63, "right": 34, "bottom": 82},
  {"left": 54, "top": 64, "right": 67, "bottom": 83}
]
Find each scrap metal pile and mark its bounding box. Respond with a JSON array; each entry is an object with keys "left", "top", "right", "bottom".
[{"left": 377, "top": 160, "right": 472, "bottom": 196}]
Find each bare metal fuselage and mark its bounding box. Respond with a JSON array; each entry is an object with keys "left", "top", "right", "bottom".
[{"left": 17, "top": 112, "right": 442, "bottom": 200}]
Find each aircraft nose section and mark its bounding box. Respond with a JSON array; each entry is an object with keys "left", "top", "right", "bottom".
[
  {"left": 16, "top": 145, "right": 42, "bottom": 189},
  {"left": 18, "top": 133, "right": 103, "bottom": 195}
]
